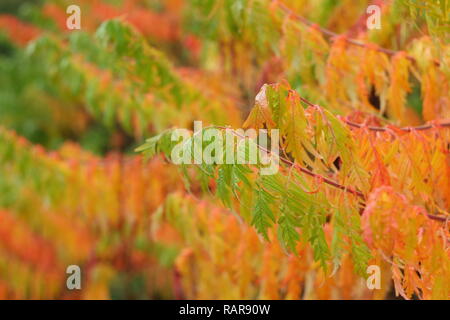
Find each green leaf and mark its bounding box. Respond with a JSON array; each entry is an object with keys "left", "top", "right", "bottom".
[
  {"left": 278, "top": 208, "right": 301, "bottom": 252},
  {"left": 251, "top": 180, "right": 276, "bottom": 239},
  {"left": 216, "top": 165, "right": 232, "bottom": 207},
  {"left": 135, "top": 132, "right": 163, "bottom": 155}
]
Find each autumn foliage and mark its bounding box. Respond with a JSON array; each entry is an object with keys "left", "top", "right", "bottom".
[{"left": 0, "top": 0, "right": 449, "bottom": 300}]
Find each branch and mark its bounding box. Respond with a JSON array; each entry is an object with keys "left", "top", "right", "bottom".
[
  {"left": 342, "top": 119, "right": 450, "bottom": 132},
  {"left": 297, "top": 95, "right": 450, "bottom": 132},
  {"left": 222, "top": 127, "right": 450, "bottom": 223},
  {"left": 219, "top": 126, "right": 366, "bottom": 199},
  {"left": 426, "top": 213, "right": 449, "bottom": 223},
  {"left": 275, "top": 1, "right": 441, "bottom": 66}
]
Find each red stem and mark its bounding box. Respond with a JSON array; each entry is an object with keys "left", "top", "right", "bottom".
[
  {"left": 222, "top": 126, "right": 365, "bottom": 199},
  {"left": 225, "top": 127, "right": 449, "bottom": 222},
  {"left": 298, "top": 96, "right": 450, "bottom": 132},
  {"left": 276, "top": 1, "right": 441, "bottom": 66}
]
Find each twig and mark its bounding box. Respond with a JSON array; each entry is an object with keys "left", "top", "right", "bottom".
[
  {"left": 298, "top": 95, "right": 450, "bottom": 132},
  {"left": 276, "top": 1, "right": 440, "bottom": 66},
  {"left": 218, "top": 126, "right": 365, "bottom": 199},
  {"left": 222, "top": 127, "right": 449, "bottom": 222},
  {"left": 343, "top": 119, "right": 450, "bottom": 132}
]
